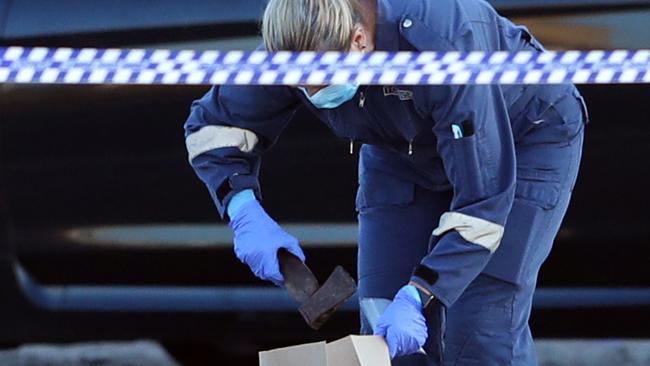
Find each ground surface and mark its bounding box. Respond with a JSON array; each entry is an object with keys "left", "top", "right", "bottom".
[
  {"left": 0, "top": 341, "right": 179, "bottom": 366},
  {"left": 0, "top": 340, "right": 649, "bottom": 365}
]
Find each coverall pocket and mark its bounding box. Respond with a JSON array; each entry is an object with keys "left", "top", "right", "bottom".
[
  {"left": 356, "top": 168, "right": 415, "bottom": 211},
  {"left": 514, "top": 173, "right": 561, "bottom": 210},
  {"left": 545, "top": 93, "right": 587, "bottom": 140},
  {"left": 450, "top": 134, "right": 488, "bottom": 199}
]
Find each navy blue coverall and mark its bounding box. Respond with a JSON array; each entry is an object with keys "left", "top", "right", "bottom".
[{"left": 184, "top": 0, "right": 588, "bottom": 364}]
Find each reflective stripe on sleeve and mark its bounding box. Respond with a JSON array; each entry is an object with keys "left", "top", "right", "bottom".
[
  {"left": 432, "top": 212, "right": 505, "bottom": 253},
  {"left": 186, "top": 125, "right": 259, "bottom": 162}
]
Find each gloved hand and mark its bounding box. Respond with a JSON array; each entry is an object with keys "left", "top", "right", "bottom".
[
  {"left": 374, "top": 285, "right": 428, "bottom": 359},
  {"left": 228, "top": 194, "right": 306, "bottom": 286}
]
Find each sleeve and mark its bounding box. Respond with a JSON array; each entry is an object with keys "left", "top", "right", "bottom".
[
  {"left": 410, "top": 83, "right": 517, "bottom": 308},
  {"left": 184, "top": 85, "right": 300, "bottom": 219}
]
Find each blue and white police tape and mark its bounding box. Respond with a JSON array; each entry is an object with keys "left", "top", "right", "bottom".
[{"left": 1, "top": 46, "right": 649, "bottom": 85}]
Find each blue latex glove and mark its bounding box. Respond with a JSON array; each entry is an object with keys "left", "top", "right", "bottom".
[
  {"left": 228, "top": 192, "right": 306, "bottom": 286},
  {"left": 374, "top": 285, "right": 428, "bottom": 359}
]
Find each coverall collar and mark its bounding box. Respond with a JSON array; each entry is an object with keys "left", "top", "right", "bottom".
[{"left": 375, "top": 0, "right": 400, "bottom": 52}]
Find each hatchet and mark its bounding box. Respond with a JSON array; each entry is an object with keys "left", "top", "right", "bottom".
[{"left": 278, "top": 249, "right": 357, "bottom": 330}]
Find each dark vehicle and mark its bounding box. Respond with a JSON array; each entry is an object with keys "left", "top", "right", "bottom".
[{"left": 1, "top": 0, "right": 649, "bottom": 364}]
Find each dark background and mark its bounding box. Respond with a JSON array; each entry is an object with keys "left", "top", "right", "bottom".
[{"left": 0, "top": 1, "right": 649, "bottom": 364}]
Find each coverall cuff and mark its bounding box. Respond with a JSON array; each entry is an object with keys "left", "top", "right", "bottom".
[
  {"left": 213, "top": 175, "right": 261, "bottom": 220},
  {"left": 409, "top": 275, "right": 451, "bottom": 309}
]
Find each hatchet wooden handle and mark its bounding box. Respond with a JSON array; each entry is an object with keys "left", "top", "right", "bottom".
[{"left": 278, "top": 249, "right": 320, "bottom": 304}]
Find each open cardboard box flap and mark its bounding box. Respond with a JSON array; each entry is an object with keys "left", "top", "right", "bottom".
[{"left": 259, "top": 335, "right": 391, "bottom": 366}]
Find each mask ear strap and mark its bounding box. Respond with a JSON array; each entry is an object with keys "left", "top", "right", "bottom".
[{"left": 298, "top": 87, "right": 315, "bottom": 99}]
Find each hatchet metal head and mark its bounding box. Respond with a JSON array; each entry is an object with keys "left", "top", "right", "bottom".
[
  {"left": 299, "top": 265, "right": 357, "bottom": 330},
  {"left": 279, "top": 250, "right": 357, "bottom": 330}
]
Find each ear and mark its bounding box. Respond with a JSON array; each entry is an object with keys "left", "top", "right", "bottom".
[{"left": 350, "top": 25, "right": 368, "bottom": 52}]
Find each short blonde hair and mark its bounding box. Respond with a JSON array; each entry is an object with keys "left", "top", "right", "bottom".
[{"left": 262, "top": 0, "right": 362, "bottom": 51}]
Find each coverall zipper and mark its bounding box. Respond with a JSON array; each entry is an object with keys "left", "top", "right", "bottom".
[
  {"left": 351, "top": 89, "right": 369, "bottom": 155},
  {"left": 359, "top": 87, "right": 417, "bottom": 157}
]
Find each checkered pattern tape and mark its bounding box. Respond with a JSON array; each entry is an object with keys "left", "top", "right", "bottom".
[{"left": 1, "top": 47, "right": 649, "bottom": 85}]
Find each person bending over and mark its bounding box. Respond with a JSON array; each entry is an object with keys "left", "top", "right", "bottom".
[{"left": 184, "top": 0, "right": 588, "bottom": 364}]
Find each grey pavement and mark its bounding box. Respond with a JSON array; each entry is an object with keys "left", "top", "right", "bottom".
[
  {"left": 538, "top": 340, "right": 650, "bottom": 366},
  {"left": 0, "top": 339, "right": 649, "bottom": 365},
  {"left": 0, "top": 340, "right": 179, "bottom": 366}
]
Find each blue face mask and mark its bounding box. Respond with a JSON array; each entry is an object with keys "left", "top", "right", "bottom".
[{"left": 299, "top": 84, "right": 359, "bottom": 109}]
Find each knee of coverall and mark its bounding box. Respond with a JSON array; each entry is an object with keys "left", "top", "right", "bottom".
[
  {"left": 483, "top": 94, "right": 586, "bottom": 285},
  {"left": 444, "top": 274, "right": 538, "bottom": 366},
  {"left": 356, "top": 181, "right": 446, "bottom": 299},
  {"left": 356, "top": 164, "right": 418, "bottom": 300}
]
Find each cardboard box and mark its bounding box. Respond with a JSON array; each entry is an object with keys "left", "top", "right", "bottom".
[{"left": 259, "top": 335, "right": 391, "bottom": 366}]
